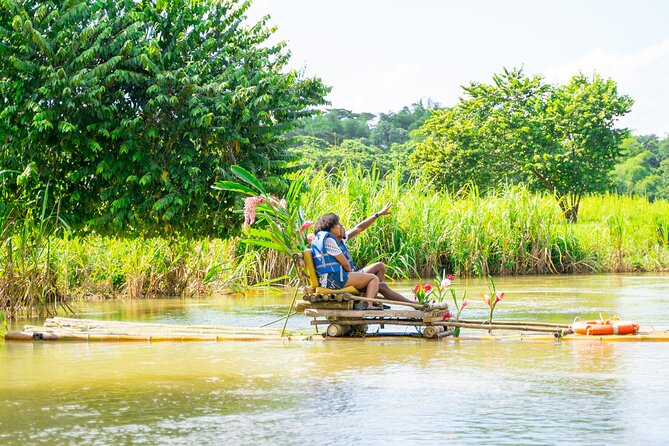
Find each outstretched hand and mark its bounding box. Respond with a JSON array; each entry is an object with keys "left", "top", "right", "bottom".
[{"left": 377, "top": 202, "right": 392, "bottom": 217}]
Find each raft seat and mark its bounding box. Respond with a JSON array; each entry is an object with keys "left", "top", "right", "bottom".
[{"left": 303, "top": 249, "right": 360, "bottom": 295}]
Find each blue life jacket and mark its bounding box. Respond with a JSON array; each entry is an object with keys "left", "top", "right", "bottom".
[{"left": 311, "top": 231, "right": 355, "bottom": 280}]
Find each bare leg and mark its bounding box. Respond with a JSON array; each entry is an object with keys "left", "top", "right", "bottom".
[
  {"left": 362, "top": 262, "right": 413, "bottom": 304},
  {"left": 345, "top": 272, "right": 379, "bottom": 300},
  {"left": 362, "top": 262, "right": 386, "bottom": 282},
  {"left": 378, "top": 282, "right": 414, "bottom": 304}
]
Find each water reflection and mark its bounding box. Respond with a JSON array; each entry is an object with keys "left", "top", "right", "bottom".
[{"left": 2, "top": 273, "right": 669, "bottom": 445}]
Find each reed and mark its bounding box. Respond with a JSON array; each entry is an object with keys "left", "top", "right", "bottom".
[
  {"left": 300, "top": 165, "right": 669, "bottom": 278},
  {"left": 0, "top": 183, "right": 72, "bottom": 318},
  {"left": 51, "top": 235, "right": 248, "bottom": 299}
]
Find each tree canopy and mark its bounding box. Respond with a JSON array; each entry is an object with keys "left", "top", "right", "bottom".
[
  {"left": 0, "top": 0, "right": 328, "bottom": 236},
  {"left": 612, "top": 135, "right": 669, "bottom": 200},
  {"left": 287, "top": 100, "right": 436, "bottom": 176},
  {"left": 411, "top": 68, "right": 633, "bottom": 221}
]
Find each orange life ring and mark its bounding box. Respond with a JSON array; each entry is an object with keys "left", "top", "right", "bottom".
[{"left": 572, "top": 319, "right": 639, "bottom": 336}]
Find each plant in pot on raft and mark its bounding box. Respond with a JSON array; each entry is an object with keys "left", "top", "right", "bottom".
[
  {"left": 413, "top": 272, "right": 455, "bottom": 304},
  {"left": 213, "top": 166, "right": 315, "bottom": 336}
]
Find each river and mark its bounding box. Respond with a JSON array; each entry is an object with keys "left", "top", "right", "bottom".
[{"left": 2, "top": 274, "right": 669, "bottom": 445}]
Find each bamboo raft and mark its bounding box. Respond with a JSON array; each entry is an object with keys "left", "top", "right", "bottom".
[
  {"left": 5, "top": 251, "right": 668, "bottom": 343},
  {"left": 5, "top": 315, "right": 669, "bottom": 343},
  {"left": 291, "top": 251, "right": 669, "bottom": 341},
  {"left": 4, "top": 317, "right": 316, "bottom": 342}
]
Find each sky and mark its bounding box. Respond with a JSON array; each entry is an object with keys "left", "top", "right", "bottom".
[{"left": 247, "top": 0, "right": 669, "bottom": 136}]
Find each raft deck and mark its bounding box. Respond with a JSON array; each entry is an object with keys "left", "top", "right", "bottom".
[
  {"left": 5, "top": 316, "right": 669, "bottom": 342},
  {"left": 4, "top": 317, "right": 316, "bottom": 342}
]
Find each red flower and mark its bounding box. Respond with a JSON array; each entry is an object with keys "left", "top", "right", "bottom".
[
  {"left": 424, "top": 284, "right": 433, "bottom": 293},
  {"left": 413, "top": 284, "right": 421, "bottom": 293},
  {"left": 441, "top": 311, "right": 452, "bottom": 321},
  {"left": 494, "top": 291, "right": 505, "bottom": 305},
  {"left": 300, "top": 220, "right": 314, "bottom": 232},
  {"left": 447, "top": 274, "right": 455, "bottom": 281}
]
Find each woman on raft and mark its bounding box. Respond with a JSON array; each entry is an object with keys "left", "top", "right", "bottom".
[{"left": 311, "top": 203, "right": 415, "bottom": 308}]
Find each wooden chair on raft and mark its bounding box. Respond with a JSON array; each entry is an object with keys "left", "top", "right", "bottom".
[
  {"left": 301, "top": 249, "right": 360, "bottom": 295},
  {"left": 293, "top": 249, "right": 361, "bottom": 311}
]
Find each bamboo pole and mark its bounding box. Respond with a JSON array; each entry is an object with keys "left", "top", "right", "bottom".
[
  {"left": 457, "top": 319, "right": 571, "bottom": 329},
  {"left": 436, "top": 321, "right": 570, "bottom": 333},
  {"left": 350, "top": 296, "right": 425, "bottom": 310},
  {"left": 281, "top": 286, "right": 300, "bottom": 337},
  {"left": 259, "top": 312, "right": 298, "bottom": 328},
  {"left": 48, "top": 317, "right": 288, "bottom": 333},
  {"left": 309, "top": 318, "right": 570, "bottom": 333}
]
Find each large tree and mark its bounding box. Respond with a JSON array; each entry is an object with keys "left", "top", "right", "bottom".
[
  {"left": 411, "top": 68, "right": 633, "bottom": 222},
  {"left": 0, "top": 0, "right": 328, "bottom": 236}
]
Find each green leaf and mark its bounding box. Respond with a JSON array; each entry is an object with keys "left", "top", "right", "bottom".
[
  {"left": 212, "top": 180, "right": 255, "bottom": 195},
  {"left": 230, "top": 165, "right": 266, "bottom": 194},
  {"left": 240, "top": 238, "right": 286, "bottom": 252}
]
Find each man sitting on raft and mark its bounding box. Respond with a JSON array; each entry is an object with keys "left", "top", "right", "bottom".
[{"left": 311, "top": 204, "right": 416, "bottom": 308}]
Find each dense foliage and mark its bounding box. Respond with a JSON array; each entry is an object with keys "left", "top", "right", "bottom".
[
  {"left": 4, "top": 165, "right": 669, "bottom": 317},
  {"left": 0, "top": 0, "right": 328, "bottom": 236},
  {"left": 410, "top": 68, "right": 634, "bottom": 222},
  {"left": 612, "top": 134, "right": 669, "bottom": 200},
  {"left": 287, "top": 101, "right": 436, "bottom": 175}
]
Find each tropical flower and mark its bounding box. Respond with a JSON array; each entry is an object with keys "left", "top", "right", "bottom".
[
  {"left": 300, "top": 220, "right": 314, "bottom": 232},
  {"left": 441, "top": 310, "right": 453, "bottom": 321},
  {"left": 482, "top": 277, "right": 505, "bottom": 331},
  {"left": 432, "top": 272, "right": 455, "bottom": 301},
  {"left": 243, "top": 196, "right": 265, "bottom": 230},
  {"left": 306, "top": 233, "right": 316, "bottom": 244},
  {"left": 413, "top": 283, "right": 433, "bottom": 304}
]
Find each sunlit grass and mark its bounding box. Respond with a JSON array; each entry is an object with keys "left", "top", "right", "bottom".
[
  {"left": 301, "top": 165, "right": 669, "bottom": 278},
  {"left": 2, "top": 165, "right": 669, "bottom": 317}
]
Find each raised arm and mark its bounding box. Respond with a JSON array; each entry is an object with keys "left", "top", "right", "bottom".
[{"left": 346, "top": 202, "right": 392, "bottom": 240}]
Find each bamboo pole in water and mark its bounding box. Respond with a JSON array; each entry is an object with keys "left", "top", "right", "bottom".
[
  {"left": 48, "top": 317, "right": 289, "bottom": 334},
  {"left": 281, "top": 287, "right": 300, "bottom": 336},
  {"left": 309, "top": 318, "right": 570, "bottom": 333},
  {"left": 350, "top": 296, "right": 426, "bottom": 310},
  {"left": 457, "top": 319, "right": 571, "bottom": 329}
]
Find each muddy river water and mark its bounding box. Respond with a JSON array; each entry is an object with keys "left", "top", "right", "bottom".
[{"left": 2, "top": 274, "right": 669, "bottom": 445}]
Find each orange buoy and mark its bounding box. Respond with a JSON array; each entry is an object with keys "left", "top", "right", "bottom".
[{"left": 572, "top": 319, "right": 639, "bottom": 336}]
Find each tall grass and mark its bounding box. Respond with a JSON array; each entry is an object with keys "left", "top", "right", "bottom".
[
  {"left": 54, "top": 235, "right": 250, "bottom": 299},
  {"left": 0, "top": 181, "right": 72, "bottom": 318},
  {"left": 2, "top": 164, "right": 669, "bottom": 317},
  {"left": 300, "top": 165, "right": 669, "bottom": 278}
]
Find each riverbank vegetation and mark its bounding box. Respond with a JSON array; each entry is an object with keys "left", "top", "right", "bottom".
[
  {"left": 3, "top": 165, "right": 669, "bottom": 318},
  {"left": 1, "top": 1, "right": 669, "bottom": 319}
]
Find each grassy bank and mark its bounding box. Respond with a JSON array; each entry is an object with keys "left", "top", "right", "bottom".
[
  {"left": 302, "top": 166, "right": 669, "bottom": 278},
  {"left": 2, "top": 166, "right": 669, "bottom": 317}
]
